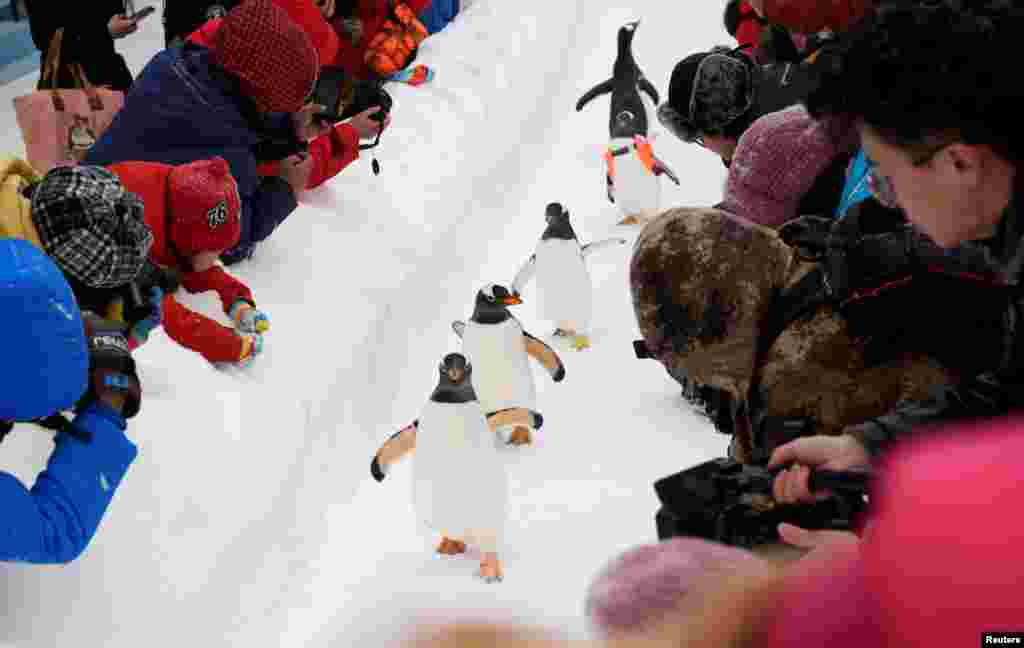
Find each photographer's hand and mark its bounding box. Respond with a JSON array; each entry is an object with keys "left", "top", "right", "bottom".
[
  {"left": 348, "top": 106, "right": 392, "bottom": 140},
  {"left": 768, "top": 434, "right": 870, "bottom": 504},
  {"left": 293, "top": 103, "right": 332, "bottom": 142},
  {"left": 777, "top": 523, "right": 858, "bottom": 552}
]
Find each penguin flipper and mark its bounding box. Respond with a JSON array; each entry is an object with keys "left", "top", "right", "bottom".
[
  {"left": 523, "top": 331, "right": 566, "bottom": 382},
  {"left": 582, "top": 237, "right": 629, "bottom": 259},
  {"left": 452, "top": 320, "right": 466, "bottom": 339},
  {"left": 639, "top": 76, "right": 660, "bottom": 106},
  {"left": 486, "top": 408, "right": 543, "bottom": 432},
  {"left": 653, "top": 154, "right": 681, "bottom": 185},
  {"left": 576, "top": 79, "right": 614, "bottom": 112},
  {"left": 510, "top": 255, "right": 537, "bottom": 297},
  {"left": 372, "top": 420, "right": 418, "bottom": 482}
]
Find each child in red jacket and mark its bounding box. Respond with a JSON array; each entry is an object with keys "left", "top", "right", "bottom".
[{"left": 107, "top": 158, "right": 269, "bottom": 367}]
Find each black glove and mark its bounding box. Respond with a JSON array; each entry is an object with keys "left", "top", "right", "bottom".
[
  {"left": 779, "top": 201, "right": 990, "bottom": 304},
  {"left": 76, "top": 314, "right": 142, "bottom": 419},
  {"left": 840, "top": 269, "right": 1017, "bottom": 375}
]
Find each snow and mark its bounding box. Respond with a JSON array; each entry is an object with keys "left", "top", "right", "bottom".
[{"left": 0, "top": 2, "right": 732, "bottom": 645}]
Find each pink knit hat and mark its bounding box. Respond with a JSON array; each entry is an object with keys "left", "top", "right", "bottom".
[
  {"left": 584, "top": 538, "right": 768, "bottom": 637},
  {"left": 720, "top": 106, "right": 858, "bottom": 228}
]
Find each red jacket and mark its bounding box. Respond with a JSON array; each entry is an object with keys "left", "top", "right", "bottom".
[
  {"left": 332, "top": 0, "right": 432, "bottom": 80},
  {"left": 189, "top": 17, "right": 361, "bottom": 189},
  {"left": 758, "top": 0, "right": 871, "bottom": 34},
  {"left": 107, "top": 162, "right": 254, "bottom": 364}
]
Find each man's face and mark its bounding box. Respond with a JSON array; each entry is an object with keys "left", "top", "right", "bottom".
[{"left": 860, "top": 124, "right": 1000, "bottom": 248}]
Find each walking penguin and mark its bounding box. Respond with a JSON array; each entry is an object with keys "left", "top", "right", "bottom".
[
  {"left": 577, "top": 20, "right": 679, "bottom": 224},
  {"left": 370, "top": 353, "right": 508, "bottom": 583},
  {"left": 452, "top": 284, "right": 565, "bottom": 446},
  {"left": 510, "top": 203, "right": 627, "bottom": 350}
]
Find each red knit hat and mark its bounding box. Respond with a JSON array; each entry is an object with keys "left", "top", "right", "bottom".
[
  {"left": 167, "top": 158, "right": 241, "bottom": 255},
  {"left": 210, "top": 0, "right": 319, "bottom": 113}
]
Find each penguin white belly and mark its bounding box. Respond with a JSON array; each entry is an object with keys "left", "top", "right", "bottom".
[
  {"left": 461, "top": 318, "right": 537, "bottom": 414},
  {"left": 611, "top": 138, "right": 662, "bottom": 219},
  {"left": 412, "top": 400, "right": 507, "bottom": 552},
  {"left": 535, "top": 239, "right": 592, "bottom": 333}
]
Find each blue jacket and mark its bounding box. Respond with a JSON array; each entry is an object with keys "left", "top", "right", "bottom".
[
  {"left": 418, "top": 0, "right": 460, "bottom": 34},
  {"left": 83, "top": 45, "right": 298, "bottom": 265},
  {"left": 0, "top": 402, "right": 137, "bottom": 564}
]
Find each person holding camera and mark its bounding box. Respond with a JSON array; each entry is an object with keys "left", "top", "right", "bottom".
[
  {"left": 84, "top": 0, "right": 326, "bottom": 267},
  {"left": 0, "top": 238, "right": 139, "bottom": 564},
  {"left": 185, "top": 6, "right": 393, "bottom": 191},
  {"left": 762, "top": 1, "right": 1024, "bottom": 545},
  {"left": 107, "top": 157, "right": 271, "bottom": 367}
]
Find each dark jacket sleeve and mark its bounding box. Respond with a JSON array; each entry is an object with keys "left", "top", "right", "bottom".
[
  {"left": 847, "top": 373, "right": 1018, "bottom": 457},
  {"left": 0, "top": 402, "right": 137, "bottom": 564}
]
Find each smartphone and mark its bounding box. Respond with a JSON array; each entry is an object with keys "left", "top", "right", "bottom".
[{"left": 129, "top": 6, "right": 155, "bottom": 20}]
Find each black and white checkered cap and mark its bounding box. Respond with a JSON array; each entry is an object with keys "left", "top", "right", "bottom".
[{"left": 31, "top": 165, "right": 153, "bottom": 289}]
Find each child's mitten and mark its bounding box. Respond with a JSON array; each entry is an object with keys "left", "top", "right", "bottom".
[
  {"left": 128, "top": 287, "right": 164, "bottom": 348},
  {"left": 229, "top": 299, "right": 270, "bottom": 334},
  {"left": 236, "top": 334, "right": 264, "bottom": 368}
]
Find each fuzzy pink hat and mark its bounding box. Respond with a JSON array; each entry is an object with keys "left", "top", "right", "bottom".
[
  {"left": 584, "top": 538, "right": 768, "bottom": 637},
  {"left": 720, "top": 106, "right": 858, "bottom": 228}
]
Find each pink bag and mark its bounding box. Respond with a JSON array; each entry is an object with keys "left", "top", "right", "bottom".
[{"left": 13, "top": 29, "right": 124, "bottom": 174}]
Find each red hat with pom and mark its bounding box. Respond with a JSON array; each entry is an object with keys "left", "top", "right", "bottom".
[
  {"left": 167, "top": 158, "right": 241, "bottom": 255},
  {"left": 210, "top": 0, "right": 319, "bottom": 114}
]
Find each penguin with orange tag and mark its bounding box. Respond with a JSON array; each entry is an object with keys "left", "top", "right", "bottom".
[{"left": 578, "top": 20, "right": 679, "bottom": 224}]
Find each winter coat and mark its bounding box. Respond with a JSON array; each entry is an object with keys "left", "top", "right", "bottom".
[
  {"left": 187, "top": 20, "right": 362, "bottom": 189},
  {"left": 417, "top": 0, "right": 458, "bottom": 34},
  {"left": 82, "top": 45, "right": 298, "bottom": 266},
  {"left": 25, "top": 0, "right": 134, "bottom": 91},
  {"left": 0, "top": 157, "right": 44, "bottom": 248},
  {"left": 845, "top": 178, "right": 1024, "bottom": 457},
  {"left": 0, "top": 402, "right": 137, "bottom": 564},
  {"left": 756, "top": 0, "right": 872, "bottom": 34},
  {"left": 331, "top": 0, "right": 433, "bottom": 80},
  {"left": 107, "top": 161, "right": 254, "bottom": 363}
]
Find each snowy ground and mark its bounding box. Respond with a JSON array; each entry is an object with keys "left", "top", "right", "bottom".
[{"left": 0, "top": 2, "right": 732, "bottom": 645}]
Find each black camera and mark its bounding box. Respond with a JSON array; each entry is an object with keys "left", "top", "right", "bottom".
[
  {"left": 654, "top": 457, "right": 869, "bottom": 549},
  {"left": 311, "top": 66, "right": 392, "bottom": 124}
]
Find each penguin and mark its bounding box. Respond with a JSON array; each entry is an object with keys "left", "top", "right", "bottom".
[
  {"left": 451, "top": 284, "right": 565, "bottom": 446},
  {"left": 509, "top": 203, "right": 627, "bottom": 351},
  {"left": 370, "top": 353, "right": 507, "bottom": 583},
  {"left": 577, "top": 20, "right": 680, "bottom": 225}
]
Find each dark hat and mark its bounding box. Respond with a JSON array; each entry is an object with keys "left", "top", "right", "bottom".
[
  {"left": 31, "top": 165, "right": 153, "bottom": 289},
  {"left": 0, "top": 238, "right": 88, "bottom": 421},
  {"left": 210, "top": 0, "right": 319, "bottom": 114},
  {"left": 660, "top": 47, "right": 755, "bottom": 141}
]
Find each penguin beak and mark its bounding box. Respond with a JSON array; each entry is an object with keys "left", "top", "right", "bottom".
[{"left": 503, "top": 294, "right": 523, "bottom": 305}]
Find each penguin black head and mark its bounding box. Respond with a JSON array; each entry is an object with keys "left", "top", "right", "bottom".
[
  {"left": 438, "top": 353, "right": 471, "bottom": 386},
  {"left": 471, "top": 283, "right": 521, "bottom": 324},
  {"left": 618, "top": 20, "right": 640, "bottom": 50},
  {"left": 541, "top": 202, "right": 577, "bottom": 241},
  {"left": 432, "top": 352, "right": 477, "bottom": 403}
]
